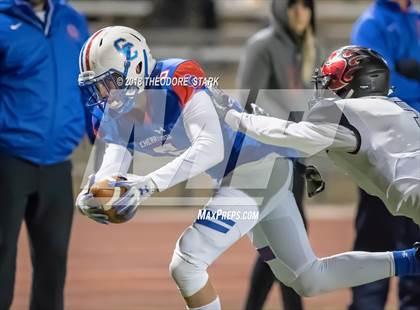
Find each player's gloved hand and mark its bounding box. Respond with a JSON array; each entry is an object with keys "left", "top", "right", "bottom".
[
  {"left": 111, "top": 186, "right": 141, "bottom": 221},
  {"left": 109, "top": 174, "right": 157, "bottom": 216},
  {"left": 304, "top": 165, "right": 325, "bottom": 198},
  {"left": 76, "top": 174, "right": 110, "bottom": 224},
  {"left": 250, "top": 103, "right": 270, "bottom": 116},
  {"left": 208, "top": 86, "right": 235, "bottom": 120}
]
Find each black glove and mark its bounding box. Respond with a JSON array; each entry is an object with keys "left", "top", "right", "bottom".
[
  {"left": 295, "top": 162, "right": 325, "bottom": 197},
  {"left": 304, "top": 165, "right": 325, "bottom": 197},
  {"left": 414, "top": 242, "right": 420, "bottom": 259},
  {"left": 396, "top": 59, "right": 420, "bottom": 81}
]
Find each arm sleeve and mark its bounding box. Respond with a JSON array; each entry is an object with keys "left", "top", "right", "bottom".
[
  {"left": 225, "top": 109, "right": 357, "bottom": 156},
  {"left": 95, "top": 143, "right": 133, "bottom": 180},
  {"left": 236, "top": 37, "right": 271, "bottom": 106},
  {"left": 148, "top": 90, "right": 224, "bottom": 191}
]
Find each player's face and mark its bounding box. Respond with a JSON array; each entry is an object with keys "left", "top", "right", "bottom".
[
  {"left": 287, "top": 2, "right": 311, "bottom": 36},
  {"left": 95, "top": 74, "right": 120, "bottom": 101},
  {"left": 96, "top": 82, "right": 109, "bottom": 101}
]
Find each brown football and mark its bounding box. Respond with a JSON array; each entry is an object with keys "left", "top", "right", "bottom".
[{"left": 89, "top": 177, "right": 131, "bottom": 224}]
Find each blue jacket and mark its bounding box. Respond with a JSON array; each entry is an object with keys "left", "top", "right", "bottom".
[
  {"left": 351, "top": 0, "right": 420, "bottom": 111},
  {"left": 0, "top": 0, "right": 89, "bottom": 165}
]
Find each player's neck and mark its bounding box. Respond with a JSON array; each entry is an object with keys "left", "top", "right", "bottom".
[
  {"left": 391, "top": 0, "right": 409, "bottom": 11},
  {"left": 30, "top": 0, "right": 45, "bottom": 12}
]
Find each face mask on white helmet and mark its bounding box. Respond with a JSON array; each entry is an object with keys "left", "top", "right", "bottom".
[{"left": 78, "top": 26, "right": 156, "bottom": 113}]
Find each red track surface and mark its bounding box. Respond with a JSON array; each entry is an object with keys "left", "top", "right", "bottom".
[{"left": 12, "top": 207, "right": 397, "bottom": 310}]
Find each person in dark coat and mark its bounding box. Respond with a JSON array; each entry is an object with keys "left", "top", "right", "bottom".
[{"left": 237, "top": 1, "right": 322, "bottom": 309}]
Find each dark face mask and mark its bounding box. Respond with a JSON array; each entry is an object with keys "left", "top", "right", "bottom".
[
  {"left": 79, "top": 70, "right": 135, "bottom": 114},
  {"left": 312, "top": 68, "right": 332, "bottom": 99}
]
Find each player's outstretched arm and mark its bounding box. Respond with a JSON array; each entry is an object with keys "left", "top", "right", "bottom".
[{"left": 224, "top": 108, "right": 358, "bottom": 157}]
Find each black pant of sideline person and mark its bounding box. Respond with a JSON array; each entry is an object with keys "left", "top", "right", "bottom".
[
  {"left": 349, "top": 189, "right": 420, "bottom": 310},
  {"left": 0, "top": 152, "right": 74, "bottom": 310},
  {"left": 244, "top": 168, "right": 306, "bottom": 310}
]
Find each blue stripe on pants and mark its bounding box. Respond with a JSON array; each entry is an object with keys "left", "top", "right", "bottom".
[{"left": 195, "top": 219, "right": 230, "bottom": 233}]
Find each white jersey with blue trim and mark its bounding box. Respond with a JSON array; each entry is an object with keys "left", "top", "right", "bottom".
[{"left": 94, "top": 58, "right": 295, "bottom": 190}]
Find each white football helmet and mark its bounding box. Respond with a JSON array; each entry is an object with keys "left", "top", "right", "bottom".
[{"left": 78, "top": 26, "right": 156, "bottom": 112}]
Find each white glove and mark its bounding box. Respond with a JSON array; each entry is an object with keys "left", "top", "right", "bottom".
[
  {"left": 75, "top": 174, "right": 110, "bottom": 224},
  {"left": 250, "top": 103, "right": 270, "bottom": 116},
  {"left": 108, "top": 174, "right": 157, "bottom": 215}
]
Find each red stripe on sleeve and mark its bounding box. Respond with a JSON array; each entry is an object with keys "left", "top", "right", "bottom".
[{"left": 172, "top": 60, "right": 206, "bottom": 107}]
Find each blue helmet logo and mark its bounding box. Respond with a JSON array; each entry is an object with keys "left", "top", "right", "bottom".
[
  {"left": 114, "top": 38, "right": 139, "bottom": 76},
  {"left": 114, "top": 38, "right": 138, "bottom": 60}
]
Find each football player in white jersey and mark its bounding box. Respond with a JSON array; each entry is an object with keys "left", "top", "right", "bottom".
[
  {"left": 216, "top": 45, "right": 420, "bottom": 226},
  {"left": 75, "top": 29, "right": 420, "bottom": 310}
]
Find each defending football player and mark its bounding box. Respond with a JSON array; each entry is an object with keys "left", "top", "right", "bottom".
[
  {"left": 216, "top": 45, "right": 420, "bottom": 226},
  {"left": 75, "top": 28, "right": 420, "bottom": 310}
]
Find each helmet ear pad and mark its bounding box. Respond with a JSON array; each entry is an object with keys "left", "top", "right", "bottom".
[
  {"left": 336, "top": 65, "right": 390, "bottom": 99},
  {"left": 351, "top": 68, "right": 390, "bottom": 97}
]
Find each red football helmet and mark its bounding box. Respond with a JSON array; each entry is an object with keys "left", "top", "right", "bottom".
[{"left": 314, "top": 46, "right": 390, "bottom": 99}]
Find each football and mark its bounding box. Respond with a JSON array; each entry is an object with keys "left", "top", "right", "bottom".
[{"left": 89, "top": 177, "right": 131, "bottom": 224}]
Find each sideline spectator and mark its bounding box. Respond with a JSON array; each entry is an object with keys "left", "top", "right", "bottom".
[
  {"left": 349, "top": 1, "right": 420, "bottom": 309},
  {"left": 0, "top": 0, "right": 89, "bottom": 309},
  {"left": 237, "top": 1, "right": 323, "bottom": 309}
]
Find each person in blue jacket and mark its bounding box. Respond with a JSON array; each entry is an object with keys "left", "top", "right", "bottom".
[
  {"left": 349, "top": 1, "right": 420, "bottom": 309},
  {"left": 0, "top": 0, "right": 89, "bottom": 309},
  {"left": 352, "top": 0, "right": 420, "bottom": 111}
]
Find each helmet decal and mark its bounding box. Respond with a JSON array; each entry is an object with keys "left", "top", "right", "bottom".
[
  {"left": 114, "top": 38, "right": 139, "bottom": 77},
  {"left": 143, "top": 49, "right": 149, "bottom": 77},
  {"left": 114, "top": 38, "right": 139, "bottom": 61},
  {"left": 79, "top": 40, "right": 88, "bottom": 72},
  {"left": 83, "top": 29, "right": 104, "bottom": 71},
  {"left": 321, "top": 46, "right": 369, "bottom": 91},
  {"left": 321, "top": 50, "right": 348, "bottom": 90}
]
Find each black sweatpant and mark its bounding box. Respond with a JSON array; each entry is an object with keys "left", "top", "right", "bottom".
[
  {"left": 244, "top": 169, "right": 306, "bottom": 310},
  {"left": 0, "top": 153, "right": 74, "bottom": 310}
]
